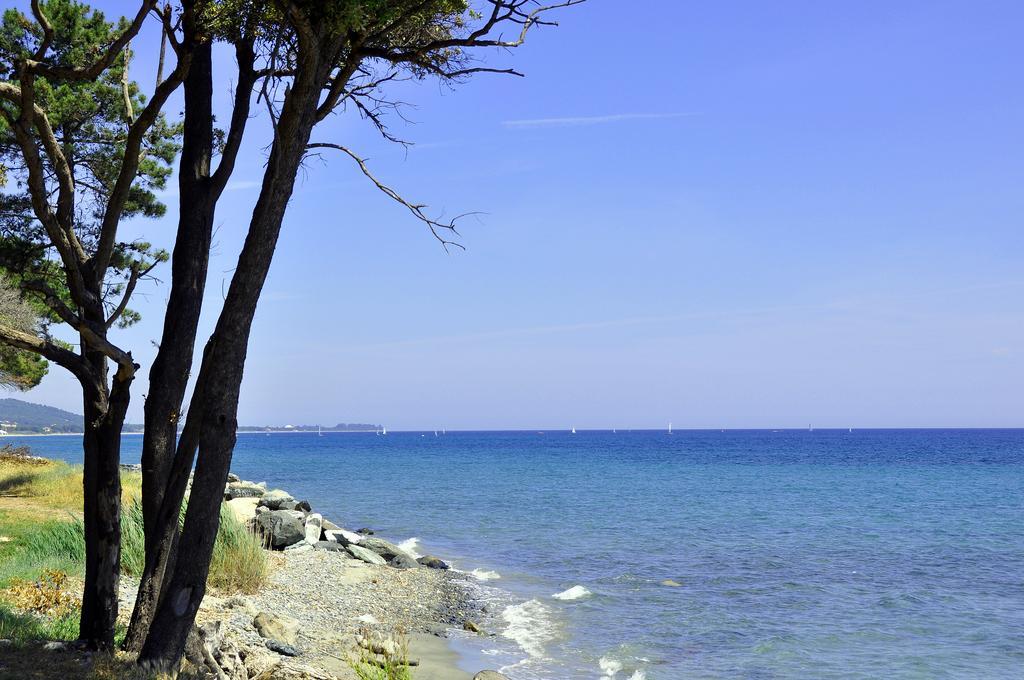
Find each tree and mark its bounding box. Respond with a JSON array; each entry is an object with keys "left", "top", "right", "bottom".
[
  {"left": 133, "top": 3, "right": 582, "bottom": 669},
  {"left": 0, "top": 275, "right": 47, "bottom": 389},
  {"left": 0, "top": 0, "right": 582, "bottom": 668},
  {"left": 0, "top": 0, "right": 184, "bottom": 650}
]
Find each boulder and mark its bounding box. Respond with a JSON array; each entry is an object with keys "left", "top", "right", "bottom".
[
  {"left": 321, "top": 518, "right": 340, "bottom": 531},
  {"left": 258, "top": 489, "right": 295, "bottom": 510},
  {"left": 389, "top": 553, "right": 420, "bottom": 569},
  {"left": 661, "top": 579, "right": 682, "bottom": 587},
  {"left": 474, "top": 673, "right": 510, "bottom": 680},
  {"left": 227, "top": 472, "right": 241, "bottom": 483},
  {"left": 266, "top": 639, "right": 301, "bottom": 657},
  {"left": 346, "top": 544, "right": 387, "bottom": 565},
  {"left": 323, "top": 528, "right": 363, "bottom": 546},
  {"left": 253, "top": 611, "right": 299, "bottom": 646},
  {"left": 357, "top": 527, "right": 375, "bottom": 535},
  {"left": 417, "top": 555, "right": 450, "bottom": 570},
  {"left": 303, "top": 513, "right": 323, "bottom": 544},
  {"left": 225, "top": 480, "right": 266, "bottom": 499},
  {"left": 358, "top": 537, "right": 410, "bottom": 561},
  {"left": 254, "top": 510, "right": 305, "bottom": 549},
  {"left": 225, "top": 497, "right": 259, "bottom": 524},
  {"left": 463, "top": 620, "right": 482, "bottom": 634},
  {"left": 312, "top": 540, "right": 348, "bottom": 553}
]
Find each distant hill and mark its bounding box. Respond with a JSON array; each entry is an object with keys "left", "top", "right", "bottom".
[
  {"left": 0, "top": 398, "right": 82, "bottom": 433},
  {"left": 0, "top": 398, "right": 379, "bottom": 434}
]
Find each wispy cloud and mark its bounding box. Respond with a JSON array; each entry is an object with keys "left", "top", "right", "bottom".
[{"left": 502, "top": 112, "right": 697, "bottom": 129}]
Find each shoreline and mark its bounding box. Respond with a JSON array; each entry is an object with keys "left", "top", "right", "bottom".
[{"left": 191, "top": 474, "right": 504, "bottom": 679}]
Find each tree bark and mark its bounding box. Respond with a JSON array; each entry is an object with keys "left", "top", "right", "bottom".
[
  {"left": 77, "top": 345, "right": 132, "bottom": 651},
  {"left": 137, "top": 37, "right": 337, "bottom": 669},
  {"left": 124, "top": 39, "right": 215, "bottom": 654}
]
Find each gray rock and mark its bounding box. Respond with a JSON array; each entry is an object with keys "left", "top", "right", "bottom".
[
  {"left": 254, "top": 510, "right": 305, "bottom": 549},
  {"left": 417, "top": 555, "right": 450, "bottom": 570},
  {"left": 225, "top": 480, "right": 266, "bottom": 499},
  {"left": 227, "top": 472, "right": 241, "bottom": 483},
  {"left": 258, "top": 488, "right": 296, "bottom": 510},
  {"left": 304, "top": 513, "right": 323, "bottom": 544},
  {"left": 474, "top": 672, "right": 510, "bottom": 680},
  {"left": 389, "top": 553, "right": 420, "bottom": 569},
  {"left": 346, "top": 544, "right": 387, "bottom": 565},
  {"left": 312, "top": 540, "right": 348, "bottom": 553},
  {"left": 265, "top": 639, "right": 301, "bottom": 657},
  {"left": 423, "top": 623, "right": 449, "bottom": 638},
  {"left": 321, "top": 518, "right": 340, "bottom": 531},
  {"left": 253, "top": 612, "right": 299, "bottom": 646},
  {"left": 358, "top": 537, "right": 410, "bottom": 560},
  {"left": 357, "top": 527, "right": 375, "bottom": 535},
  {"left": 42, "top": 640, "right": 65, "bottom": 651}
]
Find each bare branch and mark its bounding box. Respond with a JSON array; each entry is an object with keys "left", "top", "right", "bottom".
[
  {"left": 105, "top": 260, "right": 158, "bottom": 329},
  {"left": 307, "top": 142, "right": 469, "bottom": 251}
]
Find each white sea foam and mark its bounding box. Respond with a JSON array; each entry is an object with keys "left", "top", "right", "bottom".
[
  {"left": 600, "top": 654, "right": 647, "bottom": 679},
  {"left": 501, "top": 599, "right": 556, "bottom": 659},
  {"left": 599, "top": 656, "right": 623, "bottom": 676},
  {"left": 397, "top": 537, "right": 422, "bottom": 558},
  {"left": 552, "top": 585, "right": 591, "bottom": 601},
  {"left": 469, "top": 568, "right": 501, "bottom": 581}
]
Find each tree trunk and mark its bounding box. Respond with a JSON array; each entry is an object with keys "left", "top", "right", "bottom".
[
  {"left": 137, "top": 40, "right": 335, "bottom": 670},
  {"left": 125, "top": 39, "right": 216, "bottom": 654},
  {"left": 77, "top": 351, "right": 131, "bottom": 651}
]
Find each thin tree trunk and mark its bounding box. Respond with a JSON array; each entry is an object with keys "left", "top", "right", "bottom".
[{"left": 137, "top": 42, "right": 335, "bottom": 670}]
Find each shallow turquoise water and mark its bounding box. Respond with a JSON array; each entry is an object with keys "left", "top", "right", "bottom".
[{"left": 11, "top": 429, "right": 1024, "bottom": 679}]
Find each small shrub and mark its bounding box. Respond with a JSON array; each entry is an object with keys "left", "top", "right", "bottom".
[
  {"left": 3, "top": 569, "right": 80, "bottom": 618},
  {"left": 350, "top": 629, "right": 414, "bottom": 680}
]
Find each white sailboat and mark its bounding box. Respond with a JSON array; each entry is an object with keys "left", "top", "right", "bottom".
[
  {"left": 571, "top": 426, "right": 576, "bottom": 434},
  {"left": 668, "top": 422, "right": 673, "bottom": 435},
  {"left": 318, "top": 425, "right": 323, "bottom": 437},
  {"left": 382, "top": 426, "right": 387, "bottom": 435}
]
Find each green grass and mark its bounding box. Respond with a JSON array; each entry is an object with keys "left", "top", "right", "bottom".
[
  {"left": 0, "top": 455, "right": 269, "bottom": 644},
  {"left": 0, "top": 601, "right": 79, "bottom": 643}
]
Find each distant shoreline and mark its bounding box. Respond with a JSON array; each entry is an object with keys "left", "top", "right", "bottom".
[{"left": 1, "top": 429, "right": 381, "bottom": 437}]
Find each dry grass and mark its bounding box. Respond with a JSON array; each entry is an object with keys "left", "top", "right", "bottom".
[
  {"left": 0, "top": 453, "right": 141, "bottom": 511},
  {"left": 0, "top": 453, "right": 269, "bottom": 649}
]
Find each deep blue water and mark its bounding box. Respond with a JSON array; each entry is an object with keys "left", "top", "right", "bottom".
[{"left": 7, "top": 429, "right": 1024, "bottom": 679}]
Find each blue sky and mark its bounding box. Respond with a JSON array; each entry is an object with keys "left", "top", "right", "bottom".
[{"left": 22, "top": 0, "right": 1024, "bottom": 429}]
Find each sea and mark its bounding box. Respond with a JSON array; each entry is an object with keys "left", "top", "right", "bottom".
[{"left": 10, "top": 429, "right": 1024, "bottom": 679}]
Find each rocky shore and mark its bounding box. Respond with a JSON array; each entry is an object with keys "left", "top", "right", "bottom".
[{"left": 128, "top": 473, "right": 511, "bottom": 680}]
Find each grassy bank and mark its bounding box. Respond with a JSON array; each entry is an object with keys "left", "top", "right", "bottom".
[{"left": 0, "top": 446, "right": 268, "bottom": 645}]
